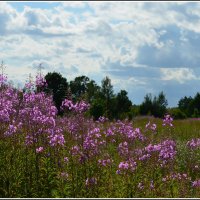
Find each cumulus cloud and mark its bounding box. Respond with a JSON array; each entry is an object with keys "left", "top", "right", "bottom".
[
  {"left": 1, "top": 1, "right": 200, "bottom": 106},
  {"left": 160, "top": 68, "right": 199, "bottom": 83}
]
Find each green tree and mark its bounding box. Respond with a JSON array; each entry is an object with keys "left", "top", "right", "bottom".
[
  {"left": 168, "top": 107, "right": 187, "bottom": 119},
  {"left": 115, "top": 90, "right": 132, "bottom": 119},
  {"left": 90, "top": 98, "right": 105, "bottom": 120},
  {"left": 45, "top": 72, "right": 68, "bottom": 114},
  {"left": 140, "top": 93, "right": 153, "bottom": 116},
  {"left": 69, "top": 75, "right": 90, "bottom": 101},
  {"left": 152, "top": 91, "right": 168, "bottom": 117},
  {"left": 178, "top": 96, "right": 193, "bottom": 117},
  {"left": 101, "top": 76, "right": 114, "bottom": 118},
  {"left": 85, "top": 80, "right": 101, "bottom": 103},
  {"left": 192, "top": 92, "right": 200, "bottom": 117},
  {"left": 140, "top": 92, "right": 168, "bottom": 118}
]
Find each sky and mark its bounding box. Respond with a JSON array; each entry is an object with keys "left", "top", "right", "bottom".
[{"left": 1, "top": 1, "right": 200, "bottom": 107}]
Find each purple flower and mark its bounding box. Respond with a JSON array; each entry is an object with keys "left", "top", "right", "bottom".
[
  {"left": 61, "top": 99, "right": 90, "bottom": 113},
  {"left": 192, "top": 179, "right": 200, "bottom": 187},
  {"left": 71, "top": 145, "right": 81, "bottom": 156},
  {"left": 35, "top": 74, "right": 47, "bottom": 88},
  {"left": 187, "top": 138, "right": 200, "bottom": 149},
  {"left": 146, "top": 121, "right": 157, "bottom": 132},
  {"left": 118, "top": 141, "right": 129, "bottom": 157},
  {"left": 4, "top": 124, "right": 17, "bottom": 136},
  {"left": 117, "top": 159, "right": 137, "bottom": 174},
  {"left": 85, "top": 177, "right": 97, "bottom": 187},
  {"left": 97, "top": 116, "right": 108, "bottom": 123},
  {"left": 163, "top": 114, "right": 173, "bottom": 127},
  {"left": 64, "top": 157, "right": 69, "bottom": 163},
  {"left": 150, "top": 180, "right": 154, "bottom": 189},
  {"left": 36, "top": 146, "right": 44, "bottom": 153},
  {"left": 98, "top": 158, "right": 113, "bottom": 167}
]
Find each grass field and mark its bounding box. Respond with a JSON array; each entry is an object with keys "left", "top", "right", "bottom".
[{"left": 1, "top": 106, "right": 200, "bottom": 198}]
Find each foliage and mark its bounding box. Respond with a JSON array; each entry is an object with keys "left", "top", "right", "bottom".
[
  {"left": 44, "top": 72, "right": 68, "bottom": 114},
  {"left": 140, "top": 92, "right": 168, "bottom": 118},
  {"left": 168, "top": 108, "right": 187, "bottom": 120},
  {"left": 178, "top": 93, "right": 200, "bottom": 118}
]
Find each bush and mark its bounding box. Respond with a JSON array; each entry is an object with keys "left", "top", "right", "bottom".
[{"left": 168, "top": 108, "right": 187, "bottom": 119}]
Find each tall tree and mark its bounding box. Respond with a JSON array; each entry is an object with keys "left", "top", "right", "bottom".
[
  {"left": 69, "top": 75, "right": 90, "bottom": 101},
  {"left": 45, "top": 72, "right": 68, "bottom": 114},
  {"left": 85, "top": 80, "right": 101, "bottom": 103},
  {"left": 152, "top": 91, "right": 168, "bottom": 117},
  {"left": 101, "top": 76, "right": 114, "bottom": 118},
  {"left": 115, "top": 90, "right": 132, "bottom": 119},
  {"left": 178, "top": 96, "right": 193, "bottom": 117},
  {"left": 140, "top": 93, "right": 153, "bottom": 116},
  {"left": 90, "top": 98, "right": 105, "bottom": 120},
  {"left": 140, "top": 92, "right": 168, "bottom": 118},
  {"left": 192, "top": 92, "right": 200, "bottom": 116}
]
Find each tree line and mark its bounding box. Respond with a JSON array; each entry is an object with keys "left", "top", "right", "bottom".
[
  {"left": 42, "top": 72, "right": 132, "bottom": 120},
  {"left": 37, "top": 71, "right": 200, "bottom": 120}
]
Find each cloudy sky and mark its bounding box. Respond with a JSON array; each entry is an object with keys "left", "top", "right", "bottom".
[{"left": 1, "top": 1, "right": 200, "bottom": 107}]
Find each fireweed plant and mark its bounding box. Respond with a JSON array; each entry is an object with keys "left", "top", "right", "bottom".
[{"left": 1, "top": 74, "right": 200, "bottom": 197}]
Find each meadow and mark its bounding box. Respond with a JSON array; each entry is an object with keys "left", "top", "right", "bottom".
[{"left": 1, "top": 74, "right": 200, "bottom": 198}]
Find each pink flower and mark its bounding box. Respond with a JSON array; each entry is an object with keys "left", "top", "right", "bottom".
[
  {"left": 163, "top": 114, "right": 173, "bottom": 127},
  {"left": 36, "top": 146, "right": 44, "bottom": 153},
  {"left": 64, "top": 157, "right": 69, "bottom": 163}
]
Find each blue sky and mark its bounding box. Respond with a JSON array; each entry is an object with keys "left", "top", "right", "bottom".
[{"left": 1, "top": 1, "right": 200, "bottom": 107}]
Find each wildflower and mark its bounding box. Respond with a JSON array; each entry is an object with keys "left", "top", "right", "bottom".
[
  {"left": 187, "top": 138, "right": 200, "bottom": 149},
  {"left": 118, "top": 141, "right": 129, "bottom": 157},
  {"left": 35, "top": 74, "right": 47, "bottom": 88},
  {"left": 117, "top": 159, "right": 137, "bottom": 174},
  {"left": 163, "top": 114, "right": 173, "bottom": 127},
  {"left": 85, "top": 177, "right": 97, "bottom": 187},
  {"left": 4, "top": 124, "right": 17, "bottom": 136},
  {"left": 61, "top": 99, "right": 90, "bottom": 113},
  {"left": 36, "top": 146, "right": 44, "bottom": 153},
  {"left": 97, "top": 116, "right": 108, "bottom": 123},
  {"left": 192, "top": 180, "right": 200, "bottom": 187},
  {"left": 146, "top": 121, "right": 157, "bottom": 132},
  {"left": 98, "top": 158, "right": 113, "bottom": 167},
  {"left": 71, "top": 145, "right": 81, "bottom": 156},
  {"left": 64, "top": 157, "right": 69, "bottom": 163},
  {"left": 138, "top": 182, "right": 144, "bottom": 190},
  {"left": 150, "top": 180, "right": 154, "bottom": 189},
  {"left": 139, "top": 154, "right": 151, "bottom": 161}
]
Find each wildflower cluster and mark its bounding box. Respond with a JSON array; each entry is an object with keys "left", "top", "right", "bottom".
[
  {"left": 162, "top": 173, "right": 191, "bottom": 182},
  {"left": 98, "top": 158, "right": 113, "bottom": 167},
  {"left": 145, "top": 121, "right": 157, "bottom": 132},
  {"left": 117, "top": 158, "right": 137, "bottom": 175},
  {"left": 187, "top": 138, "right": 200, "bottom": 149},
  {"left": 192, "top": 179, "right": 200, "bottom": 187},
  {"left": 163, "top": 114, "right": 173, "bottom": 127},
  {"left": 136, "top": 139, "right": 176, "bottom": 166},
  {"left": 61, "top": 99, "right": 90, "bottom": 113}
]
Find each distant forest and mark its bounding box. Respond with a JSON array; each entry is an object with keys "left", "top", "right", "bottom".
[{"left": 32, "top": 71, "right": 200, "bottom": 120}]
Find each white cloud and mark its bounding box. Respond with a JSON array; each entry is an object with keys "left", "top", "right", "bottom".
[
  {"left": 1, "top": 1, "right": 200, "bottom": 106},
  {"left": 61, "top": 1, "right": 86, "bottom": 8},
  {"left": 160, "top": 68, "right": 199, "bottom": 83}
]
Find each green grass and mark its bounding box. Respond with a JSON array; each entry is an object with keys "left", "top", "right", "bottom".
[{"left": 1, "top": 117, "right": 200, "bottom": 197}]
